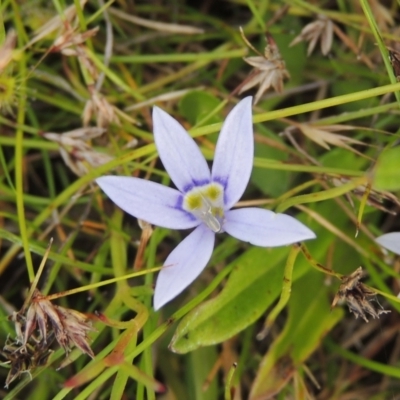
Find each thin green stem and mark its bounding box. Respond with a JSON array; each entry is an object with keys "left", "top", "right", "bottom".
[
  {"left": 12, "top": 0, "right": 34, "bottom": 281},
  {"left": 257, "top": 244, "right": 301, "bottom": 340}
]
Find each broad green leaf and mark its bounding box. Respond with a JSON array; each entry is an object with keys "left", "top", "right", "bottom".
[
  {"left": 373, "top": 147, "right": 400, "bottom": 191},
  {"left": 320, "top": 147, "right": 368, "bottom": 170},
  {"left": 249, "top": 270, "right": 343, "bottom": 399},
  {"left": 179, "top": 91, "right": 221, "bottom": 125},
  {"left": 170, "top": 225, "right": 333, "bottom": 354},
  {"left": 170, "top": 246, "right": 290, "bottom": 354}
]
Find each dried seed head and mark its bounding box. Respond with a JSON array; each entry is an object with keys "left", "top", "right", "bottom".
[
  {"left": 83, "top": 89, "right": 120, "bottom": 127},
  {"left": 239, "top": 32, "right": 290, "bottom": 104},
  {"left": 26, "top": 290, "right": 95, "bottom": 359},
  {"left": 290, "top": 15, "right": 334, "bottom": 56},
  {"left": 283, "top": 123, "right": 368, "bottom": 157},
  {"left": 331, "top": 267, "right": 391, "bottom": 322},
  {"left": 52, "top": 26, "right": 99, "bottom": 55},
  {"left": 8, "top": 287, "right": 95, "bottom": 371},
  {"left": 52, "top": 305, "right": 95, "bottom": 359},
  {"left": 1, "top": 334, "right": 54, "bottom": 388},
  {"left": 43, "top": 127, "right": 113, "bottom": 176},
  {"left": 2, "top": 239, "right": 95, "bottom": 388},
  {"left": 28, "top": 0, "right": 88, "bottom": 47}
]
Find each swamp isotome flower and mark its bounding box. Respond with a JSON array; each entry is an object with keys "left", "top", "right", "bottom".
[
  {"left": 376, "top": 232, "right": 400, "bottom": 255},
  {"left": 96, "top": 97, "right": 316, "bottom": 310}
]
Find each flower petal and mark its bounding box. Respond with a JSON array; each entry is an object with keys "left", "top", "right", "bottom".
[
  {"left": 223, "top": 208, "right": 316, "bottom": 246},
  {"left": 96, "top": 176, "right": 199, "bottom": 229},
  {"left": 153, "top": 224, "right": 215, "bottom": 310},
  {"left": 376, "top": 232, "right": 400, "bottom": 255},
  {"left": 212, "top": 97, "right": 254, "bottom": 209},
  {"left": 153, "top": 107, "right": 211, "bottom": 192}
]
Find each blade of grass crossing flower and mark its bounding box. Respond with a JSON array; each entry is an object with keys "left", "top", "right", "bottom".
[
  {"left": 276, "top": 176, "right": 368, "bottom": 213},
  {"left": 252, "top": 82, "right": 400, "bottom": 125}
]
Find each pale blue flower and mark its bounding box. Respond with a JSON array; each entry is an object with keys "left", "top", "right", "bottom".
[
  {"left": 376, "top": 232, "right": 400, "bottom": 255},
  {"left": 96, "top": 97, "right": 316, "bottom": 310}
]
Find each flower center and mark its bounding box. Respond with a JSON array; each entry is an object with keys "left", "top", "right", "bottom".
[{"left": 182, "top": 183, "right": 224, "bottom": 233}]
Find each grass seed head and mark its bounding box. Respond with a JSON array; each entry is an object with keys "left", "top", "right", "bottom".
[
  {"left": 331, "top": 267, "right": 391, "bottom": 322},
  {"left": 290, "top": 15, "right": 334, "bottom": 56},
  {"left": 240, "top": 32, "right": 290, "bottom": 104}
]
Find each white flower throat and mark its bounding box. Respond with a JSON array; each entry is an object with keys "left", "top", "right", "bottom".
[{"left": 183, "top": 182, "right": 224, "bottom": 233}]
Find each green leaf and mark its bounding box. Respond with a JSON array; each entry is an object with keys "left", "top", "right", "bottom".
[
  {"left": 170, "top": 227, "right": 334, "bottom": 354},
  {"left": 320, "top": 147, "right": 368, "bottom": 170},
  {"left": 170, "top": 246, "right": 290, "bottom": 354},
  {"left": 373, "top": 147, "right": 400, "bottom": 191},
  {"left": 179, "top": 91, "right": 221, "bottom": 125}
]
